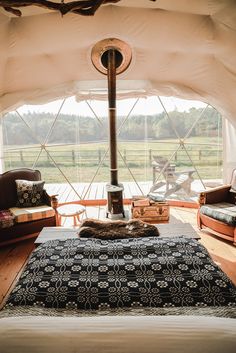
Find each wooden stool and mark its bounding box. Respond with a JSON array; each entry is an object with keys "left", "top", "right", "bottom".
[{"left": 57, "top": 204, "right": 85, "bottom": 226}]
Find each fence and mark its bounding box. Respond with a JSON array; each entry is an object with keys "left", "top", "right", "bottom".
[{"left": 4, "top": 146, "right": 222, "bottom": 170}]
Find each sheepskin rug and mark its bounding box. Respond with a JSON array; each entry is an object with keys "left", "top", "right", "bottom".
[{"left": 78, "top": 218, "right": 160, "bottom": 240}]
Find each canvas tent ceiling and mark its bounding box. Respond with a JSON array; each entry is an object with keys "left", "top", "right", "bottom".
[{"left": 0, "top": 0, "right": 236, "bottom": 178}]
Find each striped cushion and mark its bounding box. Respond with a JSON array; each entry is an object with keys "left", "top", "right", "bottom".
[
  {"left": 200, "top": 202, "right": 236, "bottom": 226},
  {"left": 9, "top": 205, "right": 55, "bottom": 224}
]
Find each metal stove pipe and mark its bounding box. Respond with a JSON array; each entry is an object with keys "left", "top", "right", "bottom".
[{"left": 91, "top": 38, "right": 132, "bottom": 217}]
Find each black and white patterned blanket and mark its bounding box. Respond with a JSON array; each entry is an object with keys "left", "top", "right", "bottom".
[{"left": 5, "top": 237, "right": 236, "bottom": 312}]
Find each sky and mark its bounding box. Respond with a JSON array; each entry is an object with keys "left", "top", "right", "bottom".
[{"left": 18, "top": 96, "right": 207, "bottom": 117}]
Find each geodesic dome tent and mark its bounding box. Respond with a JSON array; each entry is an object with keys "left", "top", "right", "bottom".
[{"left": 0, "top": 0, "right": 236, "bottom": 180}]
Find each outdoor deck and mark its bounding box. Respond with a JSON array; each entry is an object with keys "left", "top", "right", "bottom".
[
  {"left": 45, "top": 181, "right": 152, "bottom": 204},
  {"left": 45, "top": 179, "right": 221, "bottom": 205}
]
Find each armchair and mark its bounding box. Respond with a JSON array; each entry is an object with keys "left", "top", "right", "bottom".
[
  {"left": 0, "top": 168, "right": 58, "bottom": 246},
  {"left": 197, "top": 169, "right": 236, "bottom": 245},
  {"left": 151, "top": 155, "right": 195, "bottom": 197}
]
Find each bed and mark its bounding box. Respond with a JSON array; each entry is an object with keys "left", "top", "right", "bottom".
[
  {"left": 1, "top": 236, "right": 235, "bottom": 318},
  {"left": 0, "top": 235, "right": 235, "bottom": 353}
]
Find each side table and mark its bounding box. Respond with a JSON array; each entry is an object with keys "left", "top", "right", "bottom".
[{"left": 57, "top": 204, "right": 86, "bottom": 226}]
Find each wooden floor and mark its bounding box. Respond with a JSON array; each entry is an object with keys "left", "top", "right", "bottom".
[{"left": 0, "top": 206, "right": 236, "bottom": 309}]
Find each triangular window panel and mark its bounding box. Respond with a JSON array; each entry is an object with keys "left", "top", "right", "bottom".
[
  {"left": 17, "top": 99, "right": 64, "bottom": 145},
  {"left": 33, "top": 147, "right": 83, "bottom": 203},
  {"left": 47, "top": 97, "right": 108, "bottom": 145},
  {"left": 2, "top": 111, "right": 39, "bottom": 147},
  {"left": 3, "top": 146, "right": 41, "bottom": 171}
]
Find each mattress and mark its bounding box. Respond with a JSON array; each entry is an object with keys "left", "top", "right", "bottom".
[{"left": 0, "top": 315, "right": 236, "bottom": 353}]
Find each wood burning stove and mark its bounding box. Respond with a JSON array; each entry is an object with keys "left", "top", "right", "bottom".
[{"left": 91, "top": 38, "right": 132, "bottom": 218}]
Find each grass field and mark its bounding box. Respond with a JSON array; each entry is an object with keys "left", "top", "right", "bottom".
[{"left": 3, "top": 137, "right": 223, "bottom": 183}]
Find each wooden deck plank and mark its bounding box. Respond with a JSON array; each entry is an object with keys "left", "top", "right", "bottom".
[
  {"left": 44, "top": 184, "right": 58, "bottom": 195},
  {"left": 45, "top": 181, "right": 199, "bottom": 205},
  {"left": 48, "top": 183, "right": 67, "bottom": 202},
  {"left": 94, "top": 182, "right": 106, "bottom": 200},
  {"left": 46, "top": 183, "right": 63, "bottom": 197},
  {"left": 74, "top": 183, "right": 87, "bottom": 201},
  {"left": 81, "top": 184, "right": 92, "bottom": 200},
  {"left": 58, "top": 184, "right": 73, "bottom": 204},
  {"left": 122, "top": 182, "right": 129, "bottom": 198},
  {"left": 140, "top": 181, "right": 152, "bottom": 195},
  {"left": 81, "top": 183, "right": 92, "bottom": 200},
  {"left": 83, "top": 206, "right": 99, "bottom": 219},
  {"left": 63, "top": 188, "right": 75, "bottom": 203},
  {"left": 97, "top": 205, "right": 104, "bottom": 220},
  {"left": 86, "top": 183, "right": 98, "bottom": 201},
  {"left": 64, "top": 186, "right": 80, "bottom": 203},
  {"left": 126, "top": 182, "right": 137, "bottom": 198}
]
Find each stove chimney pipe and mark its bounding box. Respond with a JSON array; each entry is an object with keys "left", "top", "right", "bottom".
[{"left": 91, "top": 38, "right": 132, "bottom": 218}]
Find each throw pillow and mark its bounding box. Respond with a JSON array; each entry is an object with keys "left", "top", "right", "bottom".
[
  {"left": 0, "top": 209, "right": 15, "bottom": 228},
  {"left": 15, "top": 179, "right": 45, "bottom": 207},
  {"left": 78, "top": 218, "right": 160, "bottom": 239}
]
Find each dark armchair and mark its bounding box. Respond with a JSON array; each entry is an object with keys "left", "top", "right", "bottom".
[
  {"left": 0, "top": 168, "right": 58, "bottom": 246},
  {"left": 197, "top": 169, "right": 236, "bottom": 245}
]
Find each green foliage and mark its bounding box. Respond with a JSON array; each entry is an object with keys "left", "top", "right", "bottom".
[{"left": 3, "top": 107, "right": 222, "bottom": 145}]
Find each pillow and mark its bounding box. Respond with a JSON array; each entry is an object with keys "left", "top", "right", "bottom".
[
  {"left": 0, "top": 209, "right": 15, "bottom": 228},
  {"left": 15, "top": 179, "right": 45, "bottom": 207}
]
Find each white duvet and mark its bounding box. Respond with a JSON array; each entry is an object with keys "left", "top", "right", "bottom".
[{"left": 0, "top": 315, "right": 235, "bottom": 353}]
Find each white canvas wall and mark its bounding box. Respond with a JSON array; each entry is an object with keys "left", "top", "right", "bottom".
[
  {"left": 0, "top": 0, "right": 236, "bottom": 177},
  {"left": 223, "top": 119, "right": 236, "bottom": 182}
]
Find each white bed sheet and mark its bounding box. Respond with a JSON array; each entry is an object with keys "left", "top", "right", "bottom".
[{"left": 0, "top": 315, "right": 235, "bottom": 353}]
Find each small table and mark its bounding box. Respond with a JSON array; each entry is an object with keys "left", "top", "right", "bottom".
[
  {"left": 57, "top": 204, "right": 85, "bottom": 226},
  {"left": 35, "top": 227, "right": 78, "bottom": 246}
]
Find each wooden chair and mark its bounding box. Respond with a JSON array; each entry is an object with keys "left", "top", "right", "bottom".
[
  {"left": 150, "top": 156, "right": 195, "bottom": 197},
  {"left": 197, "top": 168, "right": 236, "bottom": 245}
]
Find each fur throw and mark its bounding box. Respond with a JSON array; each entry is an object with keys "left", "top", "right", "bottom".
[{"left": 78, "top": 218, "right": 160, "bottom": 240}]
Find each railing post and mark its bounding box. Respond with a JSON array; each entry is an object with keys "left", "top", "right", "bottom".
[
  {"left": 199, "top": 150, "right": 202, "bottom": 161},
  {"left": 72, "top": 150, "right": 75, "bottom": 166},
  {"left": 98, "top": 149, "right": 102, "bottom": 163},
  {"left": 20, "top": 150, "right": 24, "bottom": 163},
  {"left": 123, "top": 149, "right": 126, "bottom": 163},
  {"left": 149, "top": 149, "right": 152, "bottom": 165}
]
